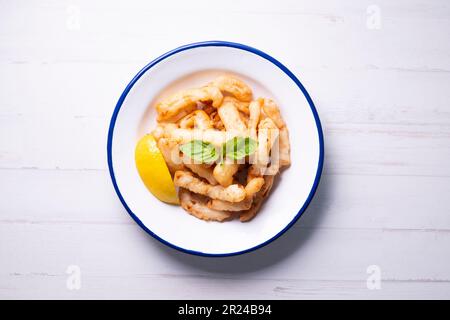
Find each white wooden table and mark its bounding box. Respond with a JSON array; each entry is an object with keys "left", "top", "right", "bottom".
[{"left": 1, "top": 0, "right": 449, "bottom": 299}]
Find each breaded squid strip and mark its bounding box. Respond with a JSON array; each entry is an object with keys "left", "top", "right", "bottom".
[
  {"left": 240, "top": 111, "right": 249, "bottom": 128},
  {"left": 161, "top": 126, "right": 233, "bottom": 146},
  {"left": 156, "top": 138, "right": 184, "bottom": 174},
  {"left": 222, "top": 96, "right": 250, "bottom": 115},
  {"left": 211, "top": 75, "right": 253, "bottom": 102},
  {"left": 248, "top": 100, "right": 261, "bottom": 140},
  {"left": 262, "top": 99, "right": 285, "bottom": 128},
  {"left": 278, "top": 127, "right": 290, "bottom": 167},
  {"left": 247, "top": 100, "right": 262, "bottom": 167},
  {"left": 174, "top": 170, "right": 246, "bottom": 202},
  {"left": 250, "top": 118, "right": 279, "bottom": 176},
  {"left": 151, "top": 124, "right": 174, "bottom": 141},
  {"left": 218, "top": 98, "right": 248, "bottom": 135},
  {"left": 244, "top": 177, "right": 265, "bottom": 198},
  {"left": 210, "top": 111, "right": 225, "bottom": 130},
  {"left": 156, "top": 86, "right": 223, "bottom": 122},
  {"left": 208, "top": 197, "right": 253, "bottom": 212},
  {"left": 262, "top": 99, "right": 290, "bottom": 167},
  {"left": 213, "top": 163, "right": 240, "bottom": 187},
  {"left": 209, "top": 175, "right": 265, "bottom": 212},
  {"left": 260, "top": 115, "right": 280, "bottom": 151},
  {"left": 179, "top": 110, "right": 213, "bottom": 130},
  {"left": 239, "top": 175, "right": 275, "bottom": 222},
  {"left": 183, "top": 161, "right": 218, "bottom": 185},
  {"left": 179, "top": 188, "right": 232, "bottom": 222}
]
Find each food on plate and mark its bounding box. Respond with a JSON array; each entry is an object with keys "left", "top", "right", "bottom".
[
  {"left": 156, "top": 86, "right": 223, "bottom": 122},
  {"left": 135, "top": 75, "right": 290, "bottom": 222},
  {"left": 211, "top": 75, "right": 253, "bottom": 102}
]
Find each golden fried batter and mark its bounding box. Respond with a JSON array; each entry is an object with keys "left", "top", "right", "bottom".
[
  {"left": 208, "top": 197, "right": 253, "bottom": 212},
  {"left": 160, "top": 126, "right": 232, "bottom": 146},
  {"left": 156, "top": 86, "right": 223, "bottom": 122},
  {"left": 218, "top": 98, "right": 248, "bottom": 135},
  {"left": 213, "top": 163, "right": 240, "bottom": 187},
  {"left": 157, "top": 138, "right": 184, "bottom": 173},
  {"left": 248, "top": 99, "right": 261, "bottom": 140},
  {"left": 211, "top": 75, "right": 253, "bottom": 102},
  {"left": 179, "top": 110, "right": 213, "bottom": 130},
  {"left": 183, "top": 161, "right": 218, "bottom": 185},
  {"left": 250, "top": 117, "right": 279, "bottom": 176},
  {"left": 222, "top": 96, "right": 250, "bottom": 115},
  {"left": 244, "top": 177, "right": 265, "bottom": 198},
  {"left": 262, "top": 99, "right": 290, "bottom": 167},
  {"left": 179, "top": 188, "right": 232, "bottom": 222},
  {"left": 174, "top": 170, "right": 246, "bottom": 202},
  {"left": 239, "top": 175, "right": 274, "bottom": 222}
]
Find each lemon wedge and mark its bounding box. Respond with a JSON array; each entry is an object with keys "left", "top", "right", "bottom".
[{"left": 135, "top": 134, "right": 179, "bottom": 205}]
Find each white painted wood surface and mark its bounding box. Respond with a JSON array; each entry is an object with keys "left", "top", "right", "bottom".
[{"left": 0, "top": 0, "right": 449, "bottom": 299}]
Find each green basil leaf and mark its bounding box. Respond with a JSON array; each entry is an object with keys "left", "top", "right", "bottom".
[
  {"left": 223, "top": 137, "right": 257, "bottom": 161},
  {"left": 179, "top": 140, "right": 218, "bottom": 163}
]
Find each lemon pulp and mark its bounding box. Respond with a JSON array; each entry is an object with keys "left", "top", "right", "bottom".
[{"left": 135, "top": 134, "right": 179, "bottom": 205}]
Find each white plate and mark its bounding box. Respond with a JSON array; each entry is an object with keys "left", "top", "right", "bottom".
[{"left": 107, "top": 41, "right": 324, "bottom": 256}]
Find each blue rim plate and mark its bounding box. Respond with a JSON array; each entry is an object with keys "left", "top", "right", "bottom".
[{"left": 107, "top": 40, "right": 324, "bottom": 257}]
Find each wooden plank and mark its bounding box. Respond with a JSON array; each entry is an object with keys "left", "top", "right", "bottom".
[
  {"left": 1, "top": 221, "right": 449, "bottom": 282},
  {"left": 1, "top": 276, "right": 449, "bottom": 299},
  {"left": 1, "top": 113, "right": 449, "bottom": 176},
  {"left": 324, "top": 123, "right": 450, "bottom": 176},
  {"left": 0, "top": 169, "right": 449, "bottom": 231},
  {"left": 1, "top": 63, "right": 450, "bottom": 126},
  {"left": 0, "top": 223, "right": 449, "bottom": 299},
  {"left": 0, "top": 1, "right": 449, "bottom": 71},
  {"left": 1, "top": 64, "right": 449, "bottom": 177},
  {"left": 302, "top": 69, "right": 450, "bottom": 127},
  {"left": 0, "top": 63, "right": 136, "bottom": 118}
]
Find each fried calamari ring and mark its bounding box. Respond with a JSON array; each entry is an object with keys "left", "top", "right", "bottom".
[
  {"left": 156, "top": 138, "right": 184, "bottom": 174},
  {"left": 179, "top": 188, "right": 232, "bottom": 222},
  {"left": 160, "top": 126, "right": 233, "bottom": 146},
  {"left": 210, "top": 111, "right": 225, "bottom": 130},
  {"left": 239, "top": 175, "right": 274, "bottom": 222},
  {"left": 278, "top": 127, "right": 291, "bottom": 167},
  {"left": 179, "top": 110, "right": 213, "bottom": 130},
  {"left": 222, "top": 96, "right": 250, "bottom": 114},
  {"left": 244, "top": 176, "right": 265, "bottom": 198},
  {"left": 213, "top": 163, "right": 240, "bottom": 187},
  {"left": 156, "top": 86, "right": 223, "bottom": 122},
  {"left": 262, "top": 99, "right": 290, "bottom": 167},
  {"left": 183, "top": 161, "right": 218, "bottom": 185},
  {"left": 174, "top": 170, "right": 246, "bottom": 202},
  {"left": 207, "top": 197, "right": 253, "bottom": 212},
  {"left": 211, "top": 75, "right": 253, "bottom": 102},
  {"left": 248, "top": 99, "right": 262, "bottom": 140},
  {"left": 218, "top": 98, "right": 248, "bottom": 135},
  {"left": 207, "top": 175, "right": 264, "bottom": 212},
  {"left": 250, "top": 117, "right": 279, "bottom": 176}
]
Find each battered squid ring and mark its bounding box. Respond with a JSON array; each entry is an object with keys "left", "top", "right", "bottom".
[
  {"left": 179, "top": 110, "right": 213, "bottom": 130},
  {"left": 174, "top": 170, "right": 246, "bottom": 203},
  {"left": 221, "top": 96, "right": 250, "bottom": 115},
  {"left": 156, "top": 86, "right": 223, "bottom": 122},
  {"left": 240, "top": 175, "right": 275, "bottom": 222},
  {"left": 262, "top": 98, "right": 291, "bottom": 167},
  {"left": 213, "top": 163, "right": 239, "bottom": 187},
  {"left": 211, "top": 75, "right": 253, "bottom": 102},
  {"left": 179, "top": 188, "right": 233, "bottom": 222},
  {"left": 217, "top": 97, "right": 247, "bottom": 135}
]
